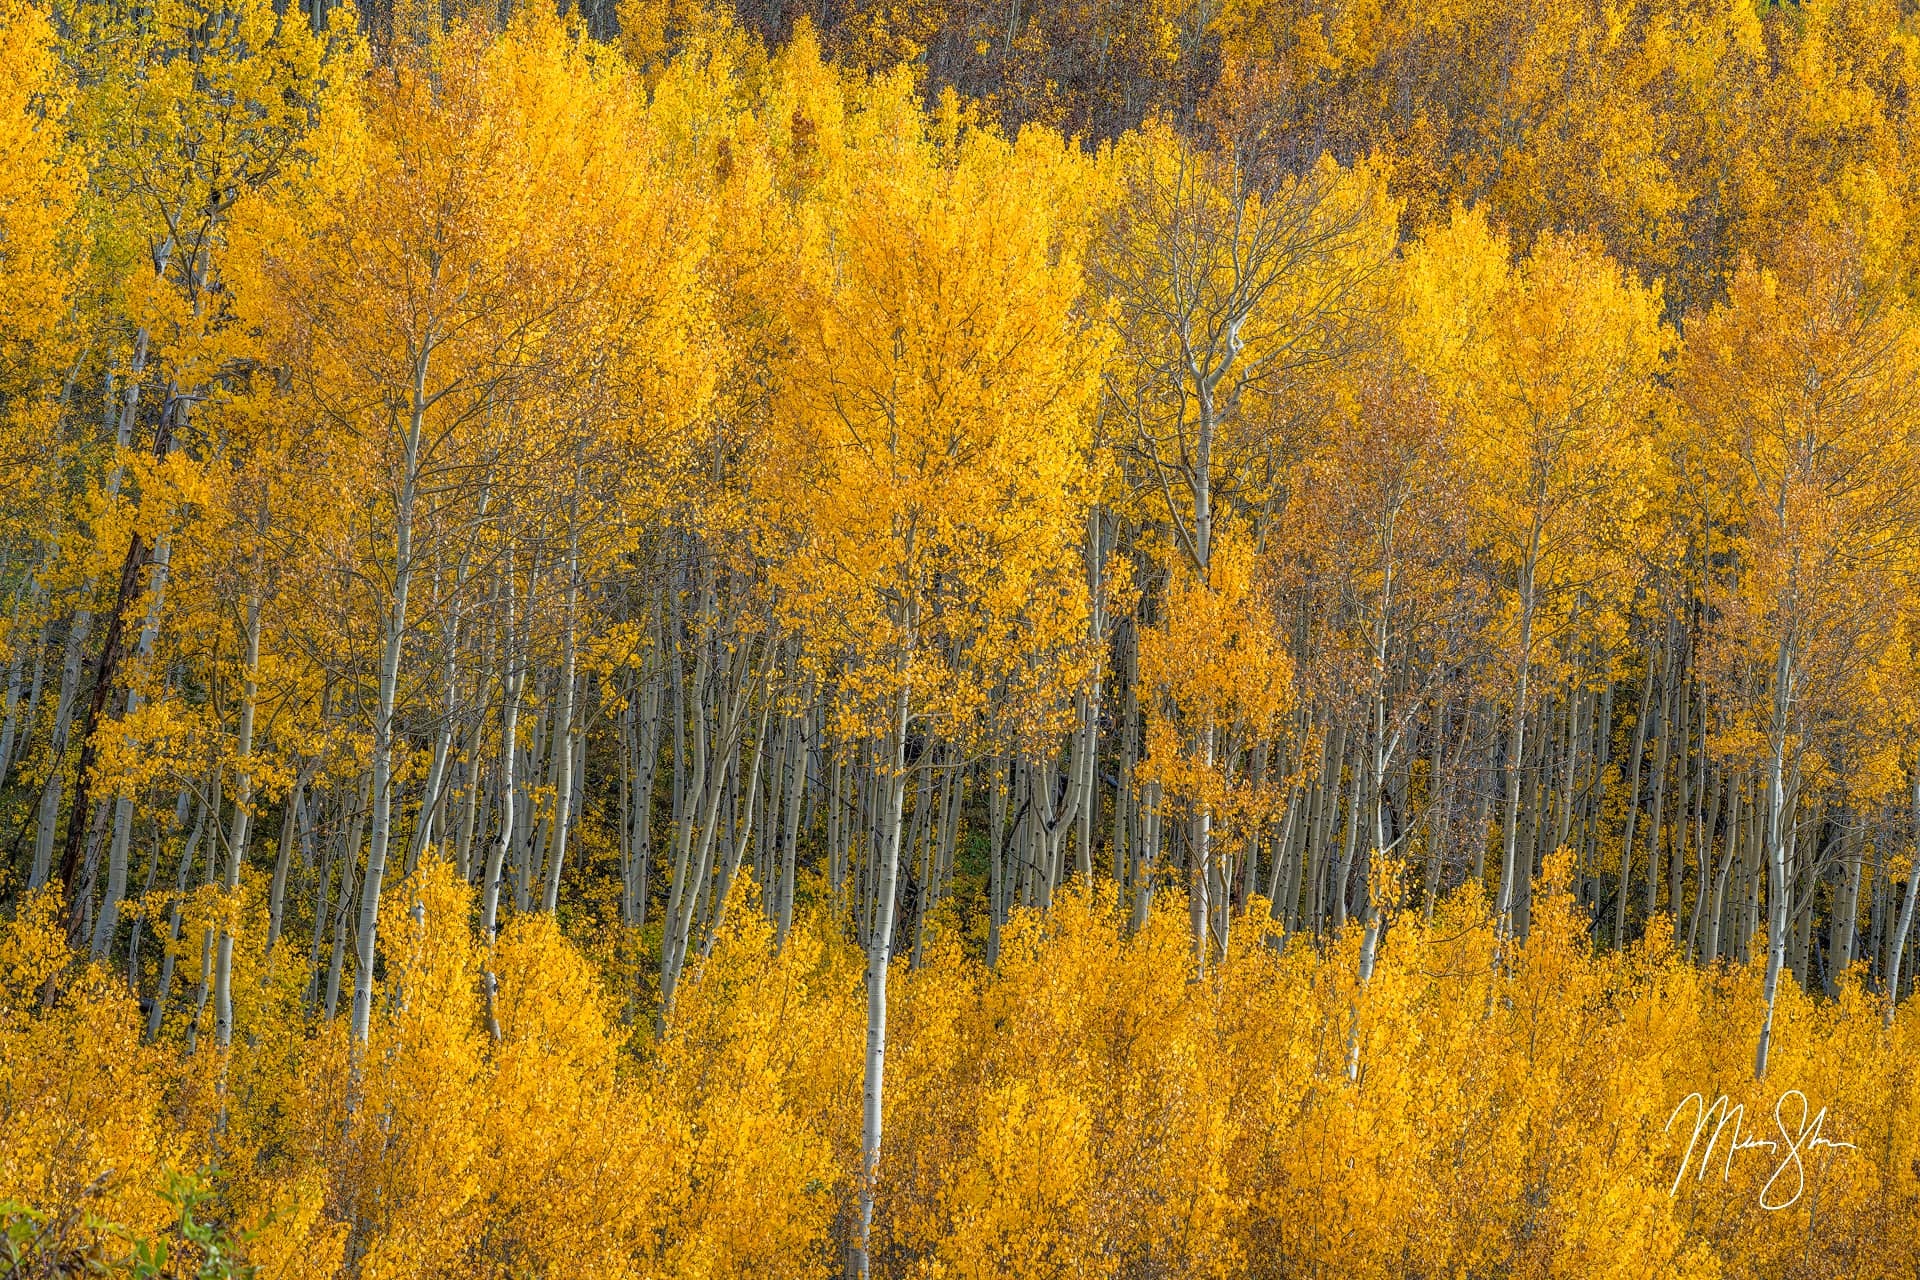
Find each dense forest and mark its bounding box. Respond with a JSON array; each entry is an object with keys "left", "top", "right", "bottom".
[{"left": 3, "top": 0, "right": 1920, "bottom": 1274}]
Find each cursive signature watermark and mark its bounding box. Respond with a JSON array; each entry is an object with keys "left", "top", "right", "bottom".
[{"left": 1665, "top": 1089, "right": 1856, "bottom": 1211}]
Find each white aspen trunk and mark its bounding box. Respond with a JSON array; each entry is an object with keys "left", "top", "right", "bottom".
[
  {"left": 670, "top": 584, "right": 688, "bottom": 849},
  {"left": 754, "top": 718, "right": 781, "bottom": 907},
  {"left": 661, "top": 634, "right": 759, "bottom": 1012},
  {"left": 266, "top": 779, "right": 303, "bottom": 957},
  {"left": 1495, "top": 534, "right": 1539, "bottom": 934},
  {"left": 1114, "top": 654, "right": 1137, "bottom": 892},
  {"left": 90, "top": 534, "right": 173, "bottom": 959},
  {"left": 542, "top": 487, "right": 582, "bottom": 913},
  {"left": 1671, "top": 667, "right": 1695, "bottom": 947},
  {"left": 407, "top": 607, "right": 465, "bottom": 873},
  {"left": 660, "top": 648, "right": 711, "bottom": 997},
  {"left": 1644, "top": 645, "right": 1677, "bottom": 921},
  {"left": 617, "top": 688, "right": 635, "bottom": 920},
  {"left": 1357, "top": 530, "right": 1397, "bottom": 996},
  {"left": 185, "top": 772, "right": 223, "bottom": 1054},
  {"left": 148, "top": 781, "right": 212, "bottom": 1040},
  {"left": 481, "top": 559, "right": 521, "bottom": 1043},
  {"left": 10, "top": 604, "right": 54, "bottom": 778},
  {"left": 30, "top": 609, "right": 93, "bottom": 888},
  {"left": 0, "top": 597, "right": 24, "bottom": 778},
  {"left": 1334, "top": 747, "right": 1365, "bottom": 928},
  {"left": 1827, "top": 820, "right": 1863, "bottom": 994},
  {"left": 305, "top": 790, "right": 334, "bottom": 1005},
  {"left": 1268, "top": 770, "right": 1304, "bottom": 911},
  {"left": 1300, "top": 723, "right": 1334, "bottom": 932},
  {"left": 908, "top": 760, "right": 939, "bottom": 965},
  {"left": 1552, "top": 683, "right": 1582, "bottom": 859},
  {"left": 512, "top": 673, "right": 543, "bottom": 911},
  {"left": 1706, "top": 775, "right": 1745, "bottom": 965},
  {"left": 987, "top": 756, "right": 1008, "bottom": 963},
  {"left": 1039, "top": 721, "right": 1090, "bottom": 905},
  {"left": 698, "top": 702, "right": 772, "bottom": 962},
  {"left": 215, "top": 561, "right": 263, "bottom": 1051},
  {"left": 323, "top": 775, "right": 368, "bottom": 1017},
  {"left": 939, "top": 760, "right": 963, "bottom": 895},
  {"left": 1133, "top": 778, "right": 1164, "bottom": 931},
  {"left": 853, "top": 675, "right": 912, "bottom": 1280},
  {"left": 776, "top": 704, "right": 807, "bottom": 947},
  {"left": 1190, "top": 723, "right": 1215, "bottom": 976},
  {"left": 1754, "top": 641, "right": 1794, "bottom": 1079},
  {"left": 664, "top": 751, "right": 726, "bottom": 1000},
  {"left": 1075, "top": 507, "right": 1106, "bottom": 880},
  {"left": 36, "top": 325, "right": 155, "bottom": 890},
  {"left": 0, "top": 569, "right": 48, "bottom": 780},
  {"left": 631, "top": 660, "right": 663, "bottom": 927},
  {"left": 661, "top": 577, "right": 710, "bottom": 966},
  {"left": 1882, "top": 770, "right": 1920, "bottom": 1027},
  {"left": 1685, "top": 763, "right": 1724, "bottom": 962},
  {"left": 1181, "top": 360, "right": 1222, "bottom": 969},
  {"left": 522, "top": 675, "right": 554, "bottom": 908},
  {"left": 351, "top": 340, "right": 430, "bottom": 1047},
  {"left": 1614, "top": 652, "right": 1656, "bottom": 946},
  {"left": 455, "top": 735, "right": 481, "bottom": 880},
  {"left": 1423, "top": 708, "right": 1446, "bottom": 920}
]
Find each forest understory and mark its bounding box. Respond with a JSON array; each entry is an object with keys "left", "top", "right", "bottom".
[{"left": 4, "top": 0, "right": 1920, "bottom": 1273}]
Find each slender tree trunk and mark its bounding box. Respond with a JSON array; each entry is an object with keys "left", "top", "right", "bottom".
[
  {"left": 0, "top": 587, "right": 32, "bottom": 782},
  {"left": 266, "top": 780, "right": 303, "bottom": 959},
  {"left": 542, "top": 499, "right": 582, "bottom": 913},
  {"left": 1496, "top": 542, "right": 1539, "bottom": 935},
  {"left": 351, "top": 342, "right": 430, "bottom": 1047},
  {"left": 776, "top": 703, "right": 806, "bottom": 947},
  {"left": 1755, "top": 642, "right": 1794, "bottom": 1079},
  {"left": 54, "top": 333, "right": 172, "bottom": 926},
  {"left": 1614, "top": 652, "right": 1655, "bottom": 946},
  {"left": 148, "top": 780, "right": 211, "bottom": 1041},
  {"left": 1644, "top": 644, "right": 1676, "bottom": 922},
  {"left": 481, "top": 560, "right": 521, "bottom": 1044},
  {"left": 1190, "top": 723, "right": 1215, "bottom": 975},
  {"left": 214, "top": 525, "right": 265, "bottom": 1051},
  {"left": 90, "top": 536, "right": 175, "bottom": 959},
  {"left": 1884, "top": 770, "right": 1920, "bottom": 1026},
  {"left": 853, "top": 675, "right": 912, "bottom": 1280},
  {"left": 31, "top": 608, "right": 92, "bottom": 889}
]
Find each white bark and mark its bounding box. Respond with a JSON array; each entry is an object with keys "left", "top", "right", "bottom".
[
  {"left": 90, "top": 533, "right": 173, "bottom": 959},
  {"left": 1883, "top": 771, "right": 1920, "bottom": 1027},
  {"left": 1754, "top": 640, "right": 1794, "bottom": 1079},
  {"left": 541, "top": 509, "right": 581, "bottom": 913},
  {"left": 351, "top": 339, "right": 430, "bottom": 1046},
  {"left": 215, "top": 563, "right": 263, "bottom": 1051},
  {"left": 852, "top": 678, "right": 911, "bottom": 1280},
  {"left": 482, "top": 557, "right": 521, "bottom": 1043}
]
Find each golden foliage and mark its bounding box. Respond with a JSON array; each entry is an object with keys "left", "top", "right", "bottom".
[{"left": 5, "top": 867, "right": 1919, "bottom": 1278}]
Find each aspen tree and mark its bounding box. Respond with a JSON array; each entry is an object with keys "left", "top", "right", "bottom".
[
  {"left": 767, "top": 97, "right": 1099, "bottom": 1277},
  {"left": 1682, "top": 229, "right": 1920, "bottom": 1075},
  {"left": 261, "top": 30, "right": 569, "bottom": 1043},
  {"left": 48, "top": 0, "right": 334, "bottom": 941},
  {"left": 1096, "top": 123, "right": 1392, "bottom": 964},
  {"left": 1406, "top": 212, "right": 1667, "bottom": 937}
]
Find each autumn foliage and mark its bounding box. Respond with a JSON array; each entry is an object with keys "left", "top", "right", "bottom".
[
  {"left": 5, "top": 862, "right": 1919, "bottom": 1278},
  {"left": 6, "top": 0, "right": 1920, "bottom": 1273}
]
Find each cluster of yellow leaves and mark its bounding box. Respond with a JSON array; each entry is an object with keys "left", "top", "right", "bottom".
[
  {"left": 5, "top": 864, "right": 1919, "bottom": 1277},
  {"left": 0, "top": 0, "right": 77, "bottom": 443},
  {"left": 766, "top": 94, "right": 1103, "bottom": 743},
  {"left": 1136, "top": 532, "right": 1291, "bottom": 831},
  {"left": 1210, "top": 0, "right": 1920, "bottom": 311}
]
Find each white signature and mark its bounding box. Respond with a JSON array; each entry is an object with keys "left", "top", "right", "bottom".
[{"left": 1665, "top": 1090, "right": 1856, "bottom": 1211}]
